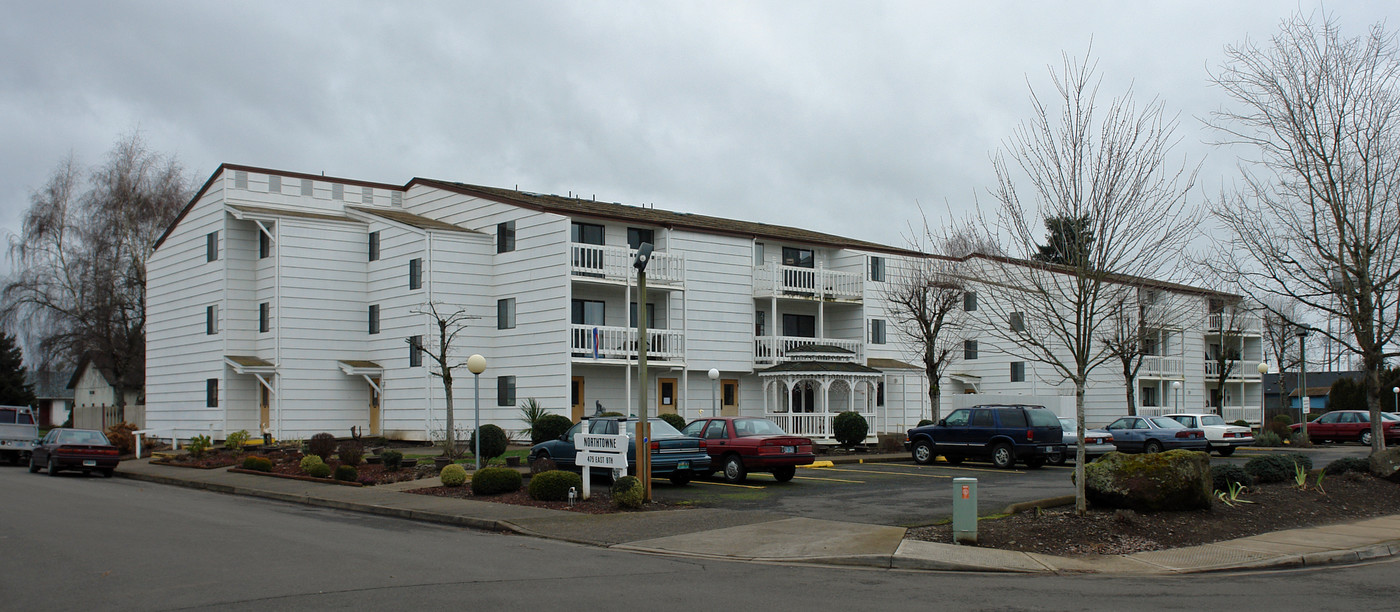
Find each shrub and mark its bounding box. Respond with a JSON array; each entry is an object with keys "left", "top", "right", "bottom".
[
  {"left": 530, "top": 457, "right": 558, "bottom": 475},
  {"left": 658, "top": 413, "right": 687, "bottom": 431},
  {"left": 1289, "top": 431, "right": 1314, "bottom": 447},
  {"left": 533, "top": 415, "right": 574, "bottom": 445},
  {"left": 337, "top": 441, "right": 365, "bottom": 466},
  {"left": 518, "top": 398, "right": 549, "bottom": 442},
  {"left": 187, "top": 434, "right": 212, "bottom": 459},
  {"left": 440, "top": 463, "right": 468, "bottom": 487},
  {"left": 334, "top": 465, "right": 358, "bottom": 482},
  {"left": 308, "top": 433, "right": 336, "bottom": 461},
  {"left": 1254, "top": 430, "right": 1283, "bottom": 447},
  {"left": 1324, "top": 457, "right": 1372, "bottom": 475},
  {"left": 105, "top": 422, "right": 138, "bottom": 455},
  {"left": 306, "top": 462, "right": 333, "bottom": 478},
  {"left": 380, "top": 449, "right": 403, "bottom": 472},
  {"left": 598, "top": 411, "right": 626, "bottom": 417},
  {"left": 299, "top": 455, "right": 325, "bottom": 472},
  {"left": 832, "top": 411, "right": 869, "bottom": 449},
  {"left": 1231, "top": 420, "right": 1250, "bottom": 428},
  {"left": 611, "top": 475, "right": 643, "bottom": 509},
  {"left": 528, "top": 469, "right": 582, "bottom": 501},
  {"left": 1244, "top": 454, "right": 1309, "bottom": 484},
  {"left": 1268, "top": 414, "right": 1293, "bottom": 439},
  {"left": 917, "top": 419, "right": 934, "bottom": 427},
  {"left": 471, "top": 467, "right": 523, "bottom": 495},
  {"left": 224, "top": 430, "right": 251, "bottom": 451},
  {"left": 470, "top": 424, "right": 509, "bottom": 463},
  {"left": 1211, "top": 464, "right": 1253, "bottom": 492},
  {"left": 242, "top": 455, "right": 274, "bottom": 472},
  {"left": 1286, "top": 452, "right": 1313, "bottom": 471}
]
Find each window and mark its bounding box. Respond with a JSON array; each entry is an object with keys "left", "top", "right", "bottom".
[
  {"left": 497, "top": 375, "right": 516, "bottom": 406},
  {"left": 259, "top": 302, "right": 270, "bottom": 333},
  {"left": 1142, "top": 386, "right": 1159, "bottom": 407},
  {"left": 997, "top": 408, "right": 1027, "bottom": 428},
  {"left": 206, "top": 231, "right": 219, "bottom": 262},
  {"left": 1010, "top": 361, "right": 1025, "bottom": 382},
  {"left": 944, "top": 409, "right": 970, "bottom": 427},
  {"left": 259, "top": 230, "right": 271, "bottom": 259},
  {"left": 268, "top": 175, "right": 281, "bottom": 193},
  {"left": 206, "top": 378, "right": 219, "bottom": 408},
  {"left": 368, "top": 304, "right": 380, "bottom": 334},
  {"left": 963, "top": 291, "right": 977, "bottom": 311},
  {"left": 876, "top": 381, "right": 884, "bottom": 407},
  {"left": 497, "top": 221, "right": 515, "bottom": 253},
  {"left": 782, "top": 314, "right": 816, "bottom": 338},
  {"left": 964, "top": 339, "right": 978, "bottom": 360},
  {"left": 570, "top": 299, "right": 606, "bottom": 325},
  {"left": 629, "top": 302, "right": 656, "bottom": 328},
  {"left": 782, "top": 247, "right": 814, "bottom": 268},
  {"left": 627, "top": 227, "right": 654, "bottom": 250},
  {"left": 408, "top": 335, "right": 422, "bottom": 367},
  {"left": 722, "top": 380, "right": 738, "bottom": 409},
  {"left": 870, "top": 319, "right": 886, "bottom": 344},
  {"left": 1009, "top": 312, "right": 1024, "bottom": 332},
  {"left": 408, "top": 258, "right": 422, "bottom": 290},
  {"left": 332, "top": 183, "right": 344, "bottom": 200},
  {"left": 498, "top": 298, "right": 516, "bottom": 330},
  {"left": 206, "top": 305, "right": 219, "bottom": 335},
  {"left": 970, "top": 409, "right": 995, "bottom": 427},
  {"left": 703, "top": 420, "right": 728, "bottom": 439},
  {"left": 869, "top": 256, "right": 885, "bottom": 282},
  {"left": 755, "top": 310, "right": 766, "bottom": 336},
  {"left": 571, "top": 222, "right": 605, "bottom": 245},
  {"left": 754, "top": 242, "right": 765, "bottom": 264},
  {"left": 369, "top": 231, "right": 380, "bottom": 261}
]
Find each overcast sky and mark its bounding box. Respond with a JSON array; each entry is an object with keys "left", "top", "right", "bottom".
[{"left": 2, "top": 1, "right": 1395, "bottom": 267}]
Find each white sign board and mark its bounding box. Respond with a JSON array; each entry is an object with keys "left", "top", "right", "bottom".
[{"left": 574, "top": 431, "right": 629, "bottom": 499}]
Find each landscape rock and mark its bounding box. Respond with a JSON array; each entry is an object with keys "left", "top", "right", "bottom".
[
  {"left": 1368, "top": 447, "right": 1400, "bottom": 482},
  {"left": 1083, "top": 450, "right": 1212, "bottom": 512}
]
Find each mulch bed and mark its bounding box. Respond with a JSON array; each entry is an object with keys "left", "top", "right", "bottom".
[
  {"left": 150, "top": 457, "right": 238, "bottom": 469},
  {"left": 906, "top": 472, "right": 1400, "bottom": 556},
  {"left": 408, "top": 483, "right": 679, "bottom": 514},
  {"left": 153, "top": 448, "right": 427, "bottom": 486}
]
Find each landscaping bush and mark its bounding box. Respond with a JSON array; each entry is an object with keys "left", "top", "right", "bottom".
[
  {"left": 104, "top": 422, "right": 138, "bottom": 455},
  {"left": 334, "top": 465, "right": 358, "bottom": 482},
  {"left": 306, "top": 462, "right": 333, "bottom": 478},
  {"left": 1289, "top": 431, "right": 1314, "bottom": 447},
  {"left": 308, "top": 433, "right": 336, "bottom": 461},
  {"left": 471, "top": 467, "right": 523, "bottom": 495},
  {"left": 528, "top": 469, "right": 582, "bottom": 501},
  {"left": 1268, "top": 414, "right": 1293, "bottom": 439},
  {"left": 1286, "top": 452, "right": 1313, "bottom": 471},
  {"left": 533, "top": 415, "right": 574, "bottom": 445},
  {"left": 300, "top": 455, "right": 325, "bottom": 472},
  {"left": 530, "top": 456, "right": 558, "bottom": 475},
  {"left": 832, "top": 411, "right": 869, "bottom": 449},
  {"left": 242, "top": 455, "right": 274, "bottom": 472},
  {"left": 1244, "top": 454, "right": 1308, "bottom": 484},
  {"left": 917, "top": 419, "right": 934, "bottom": 427},
  {"left": 658, "top": 413, "right": 686, "bottom": 431},
  {"left": 440, "top": 463, "right": 468, "bottom": 487},
  {"left": 519, "top": 398, "right": 549, "bottom": 442},
  {"left": 337, "top": 441, "right": 365, "bottom": 466},
  {"left": 380, "top": 449, "right": 403, "bottom": 472},
  {"left": 1231, "top": 420, "right": 1251, "bottom": 428},
  {"left": 224, "top": 430, "right": 251, "bottom": 451},
  {"left": 1254, "top": 430, "right": 1283, "bottom": 447},
  {"left": 187, "top": 434, "right": 212, "bottom": 459},
  {"left": 598, "top": 411, "right": 626, "bottom": 417},
  {"left": 611, "top": 475, "right": 643, "bottom": 509},
  {"left": 1324, "top": 457, "right": 1372, "bottom": 476},
  {"left": 1211, "top": 464, "right": 1253, "bottom": 492},
  {"left": 470, "top": 424, "right": 509, "bottom": 463}
]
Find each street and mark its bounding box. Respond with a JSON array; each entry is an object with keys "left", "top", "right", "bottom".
[{"left": 4, "top": 464, "right": 1400, "bottom": 611}]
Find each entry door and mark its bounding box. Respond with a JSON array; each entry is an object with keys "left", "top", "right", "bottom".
[
  {"left": 369, "top": 378, "right": 381, "bottom": 435},
  {"left": 571, "top": 377, "right": 585, "bottom": 422},
  {"left": 721, "top": 380, "right": 739, "bottom": 417},
  {"left": 658, "top": 378, "right": 678, "bottom": 415},
  {"left": 259, "top": 385, "right": 271, "bottom": 433}
]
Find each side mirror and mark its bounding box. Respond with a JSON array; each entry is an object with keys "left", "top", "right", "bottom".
[{"left": 937, "top": 419, "right": 947, "bottom": 426}]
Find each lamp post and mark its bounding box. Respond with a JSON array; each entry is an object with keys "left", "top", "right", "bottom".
[
  {"left": 1296, "top": 328, "right": 1310, "bottom": 438},
  {"left": 633, "top": 243, "right": 654, "bottom": 502},
  {"left": 1257, "top": 362, "right": 1270, "bottom": 424},
  {"left": 1171, "top": 380, "right": 1181, "bottom": 414},
  {"left": 1393, "top": 387, "right": 1398, "bottom": 417},
  {"left": 467, "top": 354, "right": 487, "bottom": 471},
  {"left": 708, "top": 368, "right": 720, "bottom": 418}
]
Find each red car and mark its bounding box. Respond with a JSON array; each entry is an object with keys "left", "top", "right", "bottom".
[
  {"left": 29, "top": 428, "right": 120, "bottom": 477},
  {"left": 681, "top": 417, "right": 815, "bottom": 483},
  {"left": 1290, "top": 410, "right": 1400, "bottom": 445}
]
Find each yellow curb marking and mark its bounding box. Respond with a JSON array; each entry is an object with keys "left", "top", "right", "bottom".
[
  {"left": 800, "top": 460, "right": 835, "bottom": 468},
  {"left": 686, "top": 480, "right": 766, "bottom": 490},
  {"left": 793, "top": 475, "right": 865, "bottom": 483},
  {"left": 813, "top": 467, "right": 954, "bottom": 479}
]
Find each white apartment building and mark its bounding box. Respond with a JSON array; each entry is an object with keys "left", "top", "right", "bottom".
[{"left": 145, "top": 164, "right": 1263, "bottom": 443}]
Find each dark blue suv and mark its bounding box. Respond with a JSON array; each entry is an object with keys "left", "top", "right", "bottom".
[{"left": 906, "top": 404, "right": 1064, "bottom": 469}]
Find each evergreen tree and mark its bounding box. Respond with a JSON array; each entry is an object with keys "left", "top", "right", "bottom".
[
  {"left": 0, "top": 332, "right": 35, "bottom": 407},
  {"left": 1032, "top": 215, "right": 1094, "bottom": 266}
]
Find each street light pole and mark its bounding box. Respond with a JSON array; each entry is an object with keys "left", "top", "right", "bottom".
[
  {"left": 468, "top": 354, "right": 487, "bottom": 471},
  {"left": 1257, "top": 362, "right": 1270, "bottom": 425},
  {"left": 708, "top": 368, "right": 720, "bottom": 418},
  {"left": 633, "top": 243, "right": 654, "bottom": 502},
  {"left": 1172, "top": 380, "right": 1181, "bottom": 414},
  {"left": 1296, "top": 328, "right": 1309, "bottom": 441}
]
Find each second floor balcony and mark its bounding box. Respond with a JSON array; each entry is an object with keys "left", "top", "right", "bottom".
[
  {"left": 754, "top": 264, "right": 863, "bottom": 302},
  {"left": 1139, "top": 356, "right": 1184, "bottom": 378},
  {"left": 570, "top": 324, "right": 684, "bottom": 362},
  {"left": 571, "top": 244, "right": 685, "bottom": 286},
  {"left": 1207, "top": 312, "right": 1261, "bottom": 333},
  {"left": 1203, "top": 359, "right": 1263, "bottom": 380}
]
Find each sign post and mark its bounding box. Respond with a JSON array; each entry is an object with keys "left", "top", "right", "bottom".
[{"left": 574, "top": 426, "right": 628, "bottom": 501}]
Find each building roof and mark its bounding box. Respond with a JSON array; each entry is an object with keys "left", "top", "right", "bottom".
[
  {"left": 27, "top": 368, "right": 75, "bottom": 400},
  {"left": 787, "top": 344, "right": 856, "bottom": 355},
  {"left": 347, "top": 206, "right": 482, "bottom": 234},
  {"left": 66, "top": 353, "right": 142, "bottom": 390},
  {"left": 228, "top": 204, "right": 357, "bottom": 224},
  {"left": 868, "top": 358, "right": 920, "bottom": 370}
]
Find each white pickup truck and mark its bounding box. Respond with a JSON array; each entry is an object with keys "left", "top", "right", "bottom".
[{"left": 0, "top": 405, "right": 40, "bottom": 465}]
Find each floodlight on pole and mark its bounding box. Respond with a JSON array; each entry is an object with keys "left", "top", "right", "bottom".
[{"left": 468, "top": 354, "right": 486, "bottom": 471}]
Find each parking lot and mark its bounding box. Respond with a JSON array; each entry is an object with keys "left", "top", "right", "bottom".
[{"left": 650, "top": 444, "right": 1373, "bottom": 528}]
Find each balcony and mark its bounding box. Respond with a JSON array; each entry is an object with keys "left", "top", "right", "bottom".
[
  {"left": 570, "top": 324, "right": 684, "bottom": 362},
  {"left": 754, "top": 336, "right": 863, "bottom": 365},
  {"left": 765, "top": 410, "right": 879, "bottom": 442},
  {"left": 1204, "top": 359, "right": 1262, "bottom": 379},
  {"left": 1207, "top": 312, "right": 1260, "bottom": 333},
  {"left": 571, "top": 244, "right": 684, "bottom": 286},
  {"left": 1139, "top": 356, "right": 1184, "bottom": 377},
  {"left": 754, "top": 264, "right": 863, "bottom": 301}
]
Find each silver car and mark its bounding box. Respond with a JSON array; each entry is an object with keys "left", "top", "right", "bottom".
[{"left": 1048, "top": 417, "right": 1115, "bottom": 465}]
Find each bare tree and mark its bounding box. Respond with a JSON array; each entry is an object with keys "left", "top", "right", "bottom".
[
  {"left": 1206, "top": 12, "right": 1400, "bottom": 454},
  {"left": 407, "top": 302, "right": 481, "bottom": 458},
  {"left": 1260, "top": 300, "right": 1301, "bottom": 420},
  {"left": 1101, "top": 287, "right": 1193, "bottom": 416},
  {"left": 2, "top": 133, "right": 188, "bottom": 418},
  {"left": 1204, "top": 299, "right": 1254, "bottom": 415},
  {"left": 971, "top": 51, "right": 1200, "bottom": 513}
]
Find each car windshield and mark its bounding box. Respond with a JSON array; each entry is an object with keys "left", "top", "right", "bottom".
[
  {"left": 1058, "top": 418, "right": 1076, "bottom": 432},
  {"left": 58, "top": 430, "right": 110, "bottom": 445},
  {"left": 1199, "top": 415, "right": 1227, "bottom": 426},
  {"left": 733, "top": 418, "right": 787, "bottom": 437},
  {"left": 1026, "top": 409, "right": 1060, "bottom": 427},
  {"left": 1150, "top": 417, "right": 1186, "bottom": 429},
  {"left": 1383, "top": 413, "right": 1400, "bottom": 422},
  {"left": 625, "top": 420, "right": 682, "bottom": 437}
]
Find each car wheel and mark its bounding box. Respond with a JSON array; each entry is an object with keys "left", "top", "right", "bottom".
[
  {"left": 28, "top": 455, "right": 40, "bottom": 473},
  {"left": 772, "top": 466, "right": 796, "bottom": 482},
  {"left": 722, "top": 455, "right": 747, "bottom": 484},
  {"left": 47, "top": 456, "right": 59, "bottom": 477},
  {"left": 668, "top": 471, "right": 692, "bottom": 486},
  {"left": 911, "top": 440, "right": 935, "bottom": 465},
  {"left": 1216, "top": 447, "right": 1235, "bottom": 457},
  {"left": 990, "top": 444, "right": 1014, "bottom": 469},
  {"left": 1046, "top": 449, "right": 1065, "bottom": 465},
  {"left": 1024, "top": 458, "right": 1046, "bottom": 469},
  {"left": 1361, "top": 431, "right": 1373, "bottom": 446},
  {"left": 1144, "top": 440, "right": 1164, "bottom": 454}
]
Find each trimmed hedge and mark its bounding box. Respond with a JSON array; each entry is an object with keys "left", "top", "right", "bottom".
[
  {"left": 1211, "top": 464, "right": 1252, "bottom": 491},
  {"left": 380, "top": 449, "right": 403, "bottom": 472},
  {"left": 308, "top": 433, "right": 336, "bottom": 461},
  {"left": 306, "top": 462, "right": 333, "bottom": 478},
  {"left": 337, "top": 441, "right": 365, "bottom": 466},
  {"left": 470, "top": 424, "right": 509, "bottom": 463},
  {"left": 242, "top": 456, "right": 274, "bottom": 472},
  {"left": 612, "top": 475, "right": 643, "bottom": 509},
  {"left": 529, "top": 470, "right": 583, "bottom": 501},
  {"left": 833, "top": 411, "right": 869, "bottom": 449},
  {"left": 471, "top": 467, "right": 523, "bottom": 495},
  {"left": 658, "top": 413, "right": 687, "bottom": 431},
  {"left": 440, "top": 463, "right": 468, "bottom": 487},
  {"left": 334, "top": 465, "right": 358, "bottom": 482},
  {"left": 533, "top": 415, "right": 574, "bottom": 445},
  {"left": 1244, "top": 454, "right": 1309, "bottom": 484},
  {"left": 917, "top": 419, "right": 934, "bottom": 427},
  {"left": 1324, "top": 457, "right": 1371, "bottom": 475},
  {"left": 300, "top": 455, "right": 325, "bottom": 472}
]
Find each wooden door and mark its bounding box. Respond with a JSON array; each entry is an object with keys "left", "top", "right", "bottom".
[
  {"left": 259, "top": 384, "right": 271, "bottom": 433},
  {"left": 571, "top": 377, "right": 585, "bottom": 422},
  {"left": 658, "top": 378, "right": 678, "bottom": 415},
  {"left": 369, "top": 377, "right": 381, "bottom": 435},
  {"left": 721, "top": 379, "right": 739, "bottom": 417}
]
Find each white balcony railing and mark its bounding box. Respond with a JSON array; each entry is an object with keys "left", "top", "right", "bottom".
[
  {"left": 1139, "top": 405, "right": 1262, "bottom": 424},
  {"left": 1203, "top": 359, "right": 1262, "bottom": 379},
  {"left": 1207, "top": 312, "right": 1260, "bottom": 332},
  {"left": 753, "top": 264, "right": 863, "bottom": 301},
  {"left": 571, "top": 244, "right": 684, "bottom": 285},
  {"left": 754, "top": 336, "right": 863, "bottom": 365},
  {"left": 570, "top": 324, "right": 684, "bottom": 361},
  {"left": 1139, "top": 356, "right": 1184, "bottom": 377},
  {"left": 766, "top": 410, "right": 878, "bottom": 441}
]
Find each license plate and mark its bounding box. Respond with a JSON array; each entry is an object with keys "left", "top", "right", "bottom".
[
  {"left": 677, "top": 461, "right": 689, "bottom": 470},
  {"left": 83, "top": 460, "right": 96, "bottom": 467},
  {"left": 782, "top": 446, "right": 795, "bottom": 453}
]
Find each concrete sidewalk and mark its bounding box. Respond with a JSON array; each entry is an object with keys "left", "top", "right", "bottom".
[{"left": 116, "top": 458, "right": 1400, "bottom": 575}]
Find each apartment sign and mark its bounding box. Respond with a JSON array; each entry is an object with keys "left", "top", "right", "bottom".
[{"left": 575, "top": 433, "right": 628, "bottom": 470}]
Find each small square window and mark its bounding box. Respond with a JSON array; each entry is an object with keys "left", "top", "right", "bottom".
[
  {"left": 497, "top": 298, "right": 516, "bottom": 330},
  {"left": 963, "top": 292, "right": 977, "bottom": 311},
  {"left": 206, "top": 378, "right": 219, "bottom": 408},
  {"left": 259, "top": 302, "right": 270, "bottom": 333},
  {"left": 408, "top": 335, "right": 423, "bottom": 367},
  {"left": 1009, "top": 312, "right": 1024, "bottom": 332},
  {"left": 869, "top": 256, "right": 885, "bottom": 282},
  {"left": 259, "top": 230, "right": 271, "bottom": 259},
  {"left": 497, "top": 221, "right": 516, "bottom": 253},
  {"left": 206, "top": 231, "right": 219, "bottom": 262},
  {"left": 408, "top": 258, "right": 422, "bottom": 290},
  {"left": 206, "top": 305, "right": 219, "bottom": 335},
  {"left": 627, "top": 227, "right": 654, "bottom": 250},
  {"left": 369, "top": 304, "right": 380, "bottom": 335},
  {"left": 870, "top": 319, "right": 886, "bottom": 344},
  {"left": 964, "top": 340, "right": 978, "bottom": 360},
  {"left": 1011, "top": 361, "right": 1026, "bottom": 382},
  {"left": 497, "top": 375, "right": 516, "bottom": 407},
  {"left": 369, "top": 231, "right": 380, "bottom": 262}
]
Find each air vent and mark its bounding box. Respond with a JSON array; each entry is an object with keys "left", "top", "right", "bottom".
[
  {"left": 268, "top": 175, "right": 281, "bottom": 194},
  {"left": 391, "top": 192, "right": 403, "bottom": 207},
  {"left": 332, "top": 183, "right": 344, "bottom": 200},
  {"left": 234, "top": 170, "right": 248, "bottom": 189},
  {"left": 362, "top": 186, "right": 373, "bottom": 204},
  {"left": 301, "top": 178, "right": 313, "bottom": 196}
]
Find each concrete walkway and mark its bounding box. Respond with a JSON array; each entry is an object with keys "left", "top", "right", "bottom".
[{"left": 116, "top": 458, "right": 1400, "bottom": 575}]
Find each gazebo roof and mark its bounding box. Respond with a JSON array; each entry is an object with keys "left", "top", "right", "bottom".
[{"left": 757, "top": 361, "right": 884, "bottom": 376}]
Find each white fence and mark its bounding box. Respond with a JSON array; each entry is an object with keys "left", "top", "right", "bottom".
[
  {"left": 754, "top": 264, "right": 863, "bottom": 300},
  {"left": 571, "top": 324, "right": 685, "bottom": 360},
  {"left": 766, "top": 410, "right": 878, "bottom": 440},
  {"left": 1204, "top": 360, "right": 1262, "bottom": 379},
  {"left": 571, "top": 244, "right": 685, "bottom": 285},
  {"left": 754, "top": 336, "right": 863, "bottom": 365},
  {"left": 72, "top": 404, "right": 145, "bottom": 430}
]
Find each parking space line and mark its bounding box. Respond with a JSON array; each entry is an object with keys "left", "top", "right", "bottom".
[
  {"left": 813, "top": 467, "right": 954, "bottom": 479},
  {"left": 793, "top": 475, "right": 865, "bottom": 483},
  {"left": 686, "top": 480, "right": 766, "bottom": 490}
]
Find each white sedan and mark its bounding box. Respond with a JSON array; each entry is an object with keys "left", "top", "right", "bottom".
[
  {"left": 1164, "top": 413, "right": 1254, "bottom": 456},
  {"left": 1048, "top": 417, "right": 1115, "bottom": 465}
]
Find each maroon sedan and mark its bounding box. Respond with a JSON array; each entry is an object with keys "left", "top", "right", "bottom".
[
  {"left": 29, "top": 428, "right": 120, "bottom": 477},
  {"left": 681, "top": 417, "right": 815, "bottom": 483},
  {"left": 1290, "top": 410, "right": 1400, "bottom": 445}
]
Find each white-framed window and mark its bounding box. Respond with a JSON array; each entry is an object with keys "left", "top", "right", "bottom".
[
  {"left": 206, "top": 305, "right": 219, "bottom": 335},
  {"left": 870, "top": 319, "right": 887, "bottom": 344},
  {"left": 206, "top": 231, "right": 219, "bottom": 262},
  {"left": 498, "top": 298, "right": 516, "bottom": 330},
  {"left": 869, "top": 256, "right": 885, "bottom": 282},
  {"left": 408, "top": 258, "right": 422, "bottom": 290},
  {"left": 964, "top": 339, "right": 978, "bottom": 360},
  {"left": 1010, "top": 361, "right": 1026, "bottom": 382}
]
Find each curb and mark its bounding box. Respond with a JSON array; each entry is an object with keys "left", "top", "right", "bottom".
[{"left": 1002, "top": 495, "right": 1076, "bottom": 515}]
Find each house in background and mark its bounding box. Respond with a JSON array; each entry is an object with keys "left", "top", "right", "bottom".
[
  {"left": 26, "top": 367, "right": 74, "bottom": 427},
  {"left": 68, "top": 353, "right": 144, "bottom": 429}
]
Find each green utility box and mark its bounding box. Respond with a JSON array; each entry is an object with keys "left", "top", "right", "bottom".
[{"left": 953, "top": 477, "right": 977, "bottom": 544}]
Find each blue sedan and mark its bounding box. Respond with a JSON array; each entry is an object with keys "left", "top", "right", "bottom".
[
  {"left": 527, "top": 417, "right": 711, "bottom": 485},
  {"left": 1104, "top": 416, "right": 1208, "bottom": 453}
]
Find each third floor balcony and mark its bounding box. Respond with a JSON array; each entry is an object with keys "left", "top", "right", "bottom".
[
  {"left": 753, "top": 263, "right": 863, "bottom": 302},
  {"left": 571, "top": 244, "right": 685, "bottom": 287}
]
